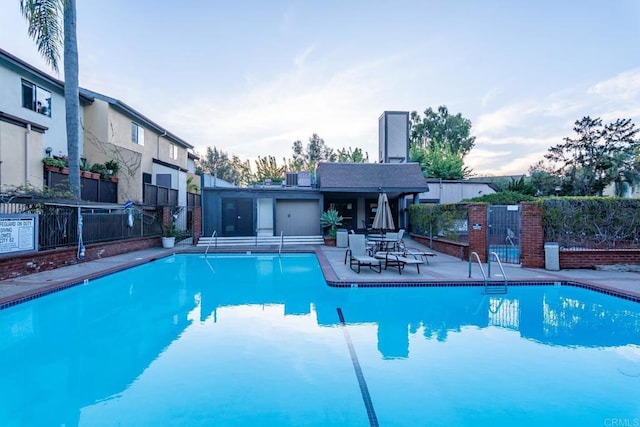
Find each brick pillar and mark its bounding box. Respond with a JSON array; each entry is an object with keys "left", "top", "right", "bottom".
[
  {"left": 520, "top": 202, "right": 545, "bottom": 268},
  {"left": 468, "top": 203, "right": 488, "bottom": 262},
  {"left": 192, "top": 206, "right": 202, "bottom": 245},
  {"left": 162, "top": 206, "right": 171, "bottom": 235}
]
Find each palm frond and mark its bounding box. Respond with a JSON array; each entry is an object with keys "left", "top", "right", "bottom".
[{"left": 20, "top": 0, "right": 63, "bottom": 72}]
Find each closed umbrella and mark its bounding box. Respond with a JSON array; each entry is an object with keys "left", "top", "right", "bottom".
[{"left": 372, "top": 193, "right": 395, "bottom": 233}]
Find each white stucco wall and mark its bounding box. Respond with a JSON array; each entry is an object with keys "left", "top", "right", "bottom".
[{"left": 0, "top": 64, "right": 84, "bottom": 158}]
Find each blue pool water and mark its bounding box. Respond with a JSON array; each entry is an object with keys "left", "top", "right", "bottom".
[
  {"left": 489, "top": 245, "right": 520, "bottom": 261},
  {"left": 1, "top": 253, "right": 639, "bottom": 426}
]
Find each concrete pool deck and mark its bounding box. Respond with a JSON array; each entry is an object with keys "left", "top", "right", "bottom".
[{"left": 1, "top": 237, "right": 639, "bottom": 307}]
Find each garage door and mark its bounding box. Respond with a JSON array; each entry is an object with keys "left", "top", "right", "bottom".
[{"left": 275, "top": 200, "right": 321, "bottom": 236}]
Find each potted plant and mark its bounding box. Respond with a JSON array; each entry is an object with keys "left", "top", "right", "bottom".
[
  {"left": 42, "top": 157, "right": 65, "bottom": 172},
  {"left": 90, "top": 163, "right": 109, "bottom": 180},
  {"left": 80, "top": 161, "right": 93, "bottom": 178},
  {"left": 162, "top": 221, "right": 183, "bottom": 248},
  {"left": 105, "top": 159, "right": 120, "bottom": 182},
  {"left": 320, "top": 208, "right": 343, "bottom": 246}
]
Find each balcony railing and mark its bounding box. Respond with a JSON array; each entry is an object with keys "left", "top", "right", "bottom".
[
  {"left": 45, "top": 169, "right": 117, "bottom": 203},
  {"left": 143, "top": 183, "right": 178, "bottom": 206}
]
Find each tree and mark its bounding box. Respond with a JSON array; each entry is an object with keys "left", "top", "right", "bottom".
[
  {"left": 410, "top": 106, "right": 476, "bottom": 157},
  {"left": 21, "top": 0, "right": 81, "bottom": 198},
  {"left": 286, "top": 134, "right": 335, "bottom": 173},
  {"left": 197, "top": 146, "right": 253, "bottom": 186},
  {"left": 544, "top": 116, "right": 640, "bottom": 196},
  {"left": 336, "top": 147, "right": 369, "bottom": 163},
  {"left": 528, "top": 161, "right": 563, "bottom": 196},
  {"left": 506, "top": 176, "right": 537, "bottom": 196},
  {"left": 409, "top": 106, "right": 475, "bottom": 179},
  {"left": 410, "top": 142, "right": 470, "bottom": 179},
  {"left": 254, "top": 156, "right": 285, "bottom": 182}
]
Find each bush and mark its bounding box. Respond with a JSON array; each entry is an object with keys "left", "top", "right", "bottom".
[
  {"left": 543, "top": 197, "right": 640, "bottom": 248},
  {"left": 464, "top": 191, "right": 535, "bottom": 204}
]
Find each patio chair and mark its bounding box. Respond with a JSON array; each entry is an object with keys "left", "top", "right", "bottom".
[
  {"left": 344, "top": 234, "right": 382, "bottom": 274},
  {"left": 395, "top": 229, "right": 406, "bottom": 251},
  {"left": 374, "top": 250, "right": 424, "bottom": 275},
  {"left": 404, "top": 247, "right": 437, "bottom": 265}
]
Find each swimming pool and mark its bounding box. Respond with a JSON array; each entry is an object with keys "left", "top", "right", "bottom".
[{"left": 1, "top": 253, "right": 638, "bottom": 426}]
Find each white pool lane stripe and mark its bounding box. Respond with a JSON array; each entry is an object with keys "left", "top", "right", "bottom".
[{"left": 337, "top": 307, "right": 379, "bottom": 427}]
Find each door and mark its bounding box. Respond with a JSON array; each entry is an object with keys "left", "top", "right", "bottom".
[
  {"left": 276, "top": 200, "right": 320, "bottom": 236},
  {"left": 222, "top": 198, "right": 253, "bottom": 236},
  {"left": 487, "top": 205, "right": 521, "bottom": 264}
]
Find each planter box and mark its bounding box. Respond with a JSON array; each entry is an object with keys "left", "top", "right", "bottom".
[
  {"left": 323, "top": 236, "right": 336, "bottom": 246},
  {"left": 162, "top": 237, "right": 175, "bottom": 248}
]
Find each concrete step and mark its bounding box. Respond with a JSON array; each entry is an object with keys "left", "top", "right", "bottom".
[{"left": 196, "top": 235, "right": 324, "bottom": 247}]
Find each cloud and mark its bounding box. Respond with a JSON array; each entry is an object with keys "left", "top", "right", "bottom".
[
  {"left": 294, "top": 44, "right": 315, "bottom": 68},
  {"left": 472, "top": 68, "right": 640, "bottom": 175},
  {"left": 162, "top": 55, "right": 396, "bottom": 164},
  {"left": 588, "top": 68, "right": 640, "bottom": 101},
  {"left": 480, "top": 87, "right": 500, "bottom": 108}
]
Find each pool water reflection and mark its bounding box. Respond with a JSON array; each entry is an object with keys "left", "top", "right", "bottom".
[{"left": 0, "top": 254, "right": 638, "bottom": 426}]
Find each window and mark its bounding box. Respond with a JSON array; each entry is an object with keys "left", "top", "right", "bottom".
[
  {"left": 131, "top": 122, "right": 145, "bottom": 145},
  {"left": 170, "top": 143, "right": 178, "bottom": 160},
  {"left": 21, "top": 80, "right": 51, "bottom": 117}
]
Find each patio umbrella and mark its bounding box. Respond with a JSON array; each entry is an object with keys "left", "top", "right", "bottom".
[{"left": 372, "top": 193, "right": 395, "bottom": 232}]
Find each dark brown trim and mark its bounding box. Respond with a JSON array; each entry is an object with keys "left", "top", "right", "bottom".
[{"left": 0, "top": 111, "right": 48, "bottom": 133}]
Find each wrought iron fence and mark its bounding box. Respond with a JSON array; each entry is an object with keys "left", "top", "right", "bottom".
[{"left": 1, "top": 200, "right": 163, "bottom": 251}]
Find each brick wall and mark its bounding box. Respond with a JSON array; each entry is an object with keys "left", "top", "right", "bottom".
[
  {"left": 520, "top": 202, "right": 545, "bottom": 268},
  {"left": 0, "top": 237, "right": 161, "bottom": 281},
  {"left": 560, "top": 250, "right": 640, "bottom": 268},
  {"left": 410, "top": 233, "right": 468, "bottom": 260},
  {"left": 193, "top": 206, "right": 202, "bottom": 244},
  {"left": 468, "top": 204, "right": 487, "bottom": 262}
]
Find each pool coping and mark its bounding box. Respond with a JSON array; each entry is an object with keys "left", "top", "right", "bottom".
[{"left": 1, "top": 246, "right": 639, "bottom": 310}]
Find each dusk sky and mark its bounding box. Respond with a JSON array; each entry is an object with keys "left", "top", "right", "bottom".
[{"left": 2, "top": 1, "right": 639, "bottom": 176}]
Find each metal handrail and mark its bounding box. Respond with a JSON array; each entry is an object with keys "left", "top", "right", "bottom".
[
  {"left": 204, "top": 230, "right": 217, "bottom": 257},
  {"left": 488, "top": 251, "right": 508, "bottom": 287},
  {"left": 278, "top": 231, "right": 284, "bottom": 256},
  {"left": 468, "top": 251, "right": 488, "bottom": 286}
]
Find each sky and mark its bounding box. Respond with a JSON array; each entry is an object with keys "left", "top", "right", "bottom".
[{"left": 2, "top": 0, "right": 639, "bottom": 176}]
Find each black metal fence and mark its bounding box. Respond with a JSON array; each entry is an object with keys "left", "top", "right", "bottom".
[{"left": 1, "top": 200, "right": 162, "bottom": 251}]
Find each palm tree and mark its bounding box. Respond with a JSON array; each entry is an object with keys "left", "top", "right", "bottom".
[{"left": 21, "top": 0, "right": 81, "bottom": 199}]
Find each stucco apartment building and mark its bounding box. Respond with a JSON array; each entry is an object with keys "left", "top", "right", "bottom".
[{"left": 0, "top": 47, "right": 194, "bottom": 206}]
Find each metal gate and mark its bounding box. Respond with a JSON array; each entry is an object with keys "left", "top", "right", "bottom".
[{"left": 487, "top": 205, "right": 521, "bottom": 264}]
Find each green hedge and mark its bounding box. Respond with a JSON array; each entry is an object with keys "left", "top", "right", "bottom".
[
  {"left": 543, "top": 197, "right": 640, "bottom": 248},
  {"left": 409, "top": 203, "right": 468, "bottom": 241}
]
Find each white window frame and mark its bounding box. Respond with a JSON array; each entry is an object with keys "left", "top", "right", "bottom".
[
  {"left": 131, "top": 122, "right": 145, "bottom": 146},
  {"left": 170, "top": 143, "right": 178, "bottom": 160}
]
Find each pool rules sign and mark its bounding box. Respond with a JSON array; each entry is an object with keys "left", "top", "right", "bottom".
[{"left": 0, "top": 214, "right": 38, "bottom": 256}]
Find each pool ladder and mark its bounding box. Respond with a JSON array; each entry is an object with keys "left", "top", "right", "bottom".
[
  {"left": 204, "top": 230, "right": 217, "bottom": 257},
  {"left": 469, "top": 251, "right": 508, "bottom": 294}
]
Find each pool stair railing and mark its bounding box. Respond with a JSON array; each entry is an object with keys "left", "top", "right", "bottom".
[
  {"left": 197, "top": 234, "right": 324, "bottom": 249},
  {"left": 469, "top": 251, "right": 508, "bottom": 294},
  {"left": 204, "top": 230, "right": 217, "bottom": 256}
]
